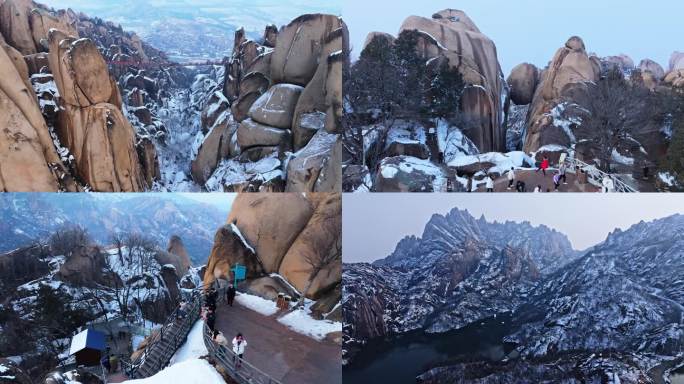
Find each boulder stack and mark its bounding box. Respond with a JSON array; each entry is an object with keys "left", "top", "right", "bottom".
[
  {"left": 392, "top": 9, "right": 508, "bottom": 152},
  {"left": 203, "top": 193, "right": 341, "bottom": 303},
  {"left": 194, "top": 14, "right": 346, "bottom": 191},
  {"left": 523, "top": 36, "right": 600, "bottom": 152},
  {"left": 47, "top": 29, "right": 148, "bottom": 191}
]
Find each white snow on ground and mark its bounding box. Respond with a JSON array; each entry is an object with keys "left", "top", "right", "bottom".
[
  {"left": 123, "top": 358, "right": 224, "bottom": 384},
  {"left": 277, "top": 308, "right": 341, "bottom": 342},
  {"left": 659, "top": 172, "right": 676, "bottom": 187},
  {"left": 448, "top": 151, "right": 535, "bottom": 174},
  {"left": 170, "top": 320, "right": 208, "bottom": 364},
  {"left": 235, "top": 292, "right": 278, "bottom": 316},
  {"left": 205, "top": 155, "right": 282, "bottom": 192},
  {"left": 0, "top": 364, "right": 9, "bottom": 373},
  {"left": 547, "top": 102, "right": 582, "bottom": 143},
  {"left": 436, "top": 119, "right": 479, "bottom": 163},
  {"left": 379, "top": 156, "right": 447, "bottom": 191},
  {"left": 385, "top": 122, "right": 427, "bottom": 149},
  {"left": 611, "top": 149, "right": 635, "bottom": 166}
]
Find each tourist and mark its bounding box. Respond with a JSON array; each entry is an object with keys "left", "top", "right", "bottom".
[
  {"left": 206, "top": 289, "right": 217, "bottom": 311},
  {"left": 515, "top": 180, "right": 526, "bottom": 193},
  {"left": 101, "top": 354, "right": 111, "bottom": 373},
  {"left": 466, "top": 175, "right": 473, "bottom": 193},
  {"left": 602, "top": 176, "right": 615, "bottom": 193},
  {"left": 214, "top": 331, "right": 229, "bottom": 348},
  {"left": 485, "top": 174, "right": 494, "bottom": 193},
  {"left": 226, "top": 285, "right": 236, "bottom": 307},
  {"left": 553, "top": 172, "right": 561, "bottom": 191},
  {"left": 559, "top": 162, "right": 568, "bottom": 184},
  {"left": 232, "top": 333, "right": 247, "bottom": 369},
  {"left": 176, "top": 300, "right": 187, "bottom": 319},
  {"left": 205, "top": 309, "right": 216, "bottom": 336},
  {"left": 536, "top": 156, "right": 549, "bottom": 176},
  {"left": 507, "top": 167, "right": 515, "bottom": 190},
  {"left": 533, "top": 185, "right": 542, "bottom": 193}
]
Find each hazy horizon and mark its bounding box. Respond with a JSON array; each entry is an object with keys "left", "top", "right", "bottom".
[
  {"left": 344, "top": 0, "right": 684, "bottom": 74},
  {"left": 343, "top": 194, "right": 684, "bottom": 264}
]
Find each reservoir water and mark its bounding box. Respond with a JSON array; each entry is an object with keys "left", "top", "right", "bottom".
[{"left": 343, "top": 314, "right": 515, "bottom": 384}]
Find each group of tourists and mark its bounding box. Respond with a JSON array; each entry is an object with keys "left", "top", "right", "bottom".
[{"left": 200, "top": 284, "right": 245, "bottom": 369}]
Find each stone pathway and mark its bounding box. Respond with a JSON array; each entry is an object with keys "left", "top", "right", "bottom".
[{"left": 213, "top": 302, "right": 341, "bottom": 384}]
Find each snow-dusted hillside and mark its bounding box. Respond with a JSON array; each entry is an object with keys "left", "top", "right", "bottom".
[
  {"left": 0, "top": 194, "right": 227, "bottom": 264},
  {"left": 344, "top": 212, "right": 684, "bottom": 382}
]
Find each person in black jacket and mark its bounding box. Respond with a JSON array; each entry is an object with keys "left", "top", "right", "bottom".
[{"left": 226, "top": 285, "right": 236, "bottom": 307}]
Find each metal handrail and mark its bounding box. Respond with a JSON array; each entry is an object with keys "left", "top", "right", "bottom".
[
  {"left": 125, "top": 281, "right": 227, "bottom": 377},
  {"left": 565, "top": 156, "right": 637, "bottom": 193},
  {"left": 203, "top": 323, "right": 282, "bottom": 384}
]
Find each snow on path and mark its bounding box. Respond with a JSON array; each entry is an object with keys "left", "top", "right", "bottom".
[
  {"left": 235, "top": 292, "right": 278, "bottom": 316},
  {"left": 122, "top": 359, "right": 224, "bottom": 384},
  {"left": 278, "top": 308, "right": 341, "bottom": 342},
  {"left": 169, "top": 320, "right": 208, "bottom": 365}
]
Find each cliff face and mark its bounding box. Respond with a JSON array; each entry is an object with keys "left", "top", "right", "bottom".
[
  {"left": 0, "top": 0, "right": 155, "bottom": 191},
  {"left": 203, "top": 193, "right": 341, "bottom": 303}
]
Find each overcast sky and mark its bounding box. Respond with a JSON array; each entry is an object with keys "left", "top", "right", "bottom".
[
  {"left": 343, "top": 0, "right": 684, "bottom": 74},
  {"left": 343, "top": 194, "right": 684, "bottom": 264}
]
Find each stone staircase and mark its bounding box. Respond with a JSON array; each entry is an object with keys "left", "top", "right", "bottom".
[{"left": 125, "top": 290, "right": 202, "bottom": 379}]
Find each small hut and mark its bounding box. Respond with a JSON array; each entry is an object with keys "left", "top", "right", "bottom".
[{"left": 69, "top": 329, "right": 106, "bottom": 366}]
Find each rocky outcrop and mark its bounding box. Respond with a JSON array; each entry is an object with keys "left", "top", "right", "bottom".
[
  {"left": 57, "top": 246, "right": 107, "bottom": 287},
  {"left": 523, "top": 36, "right": 600, "bottom": 152},
  {"left": 0, "top": 41, "right": 75, "bottom": 191},
  {"left": 203, "top": 193, "right": 341, "bottom": 301},
  {"left": 669, "top": 51, "right": 684, "bottom": 71},
  {"left": 48, "top": 29, "right": 147, "bottom": 191},
  {"left": 601, "top": 54, "right": 634, "bottom": 74},
  {"left": 278, "top": 193, "right": 341, "bottom": 299},
  {"left": 507, "top": 63, "right": 539, "bottom": 105},
  {"left": 392, "top": 9, "right": 508, "bottom": 152},
  {"left": 270, "top": 14, "right": 345, "bottom": 86},
  {"left": 665, "top": 53, "right": 684, "bottom": 88},
  {"left": 638, "top": 59, "right": 665, "bottom": 80},
  {"left": 191, "top": 110, "right": 237, "bottom": 184},
  {"left": 286, "top": 130, "right": 342, "bottom": 192},
  {"left": 159, "top": 235, "right": 192, "bottom": 277}
]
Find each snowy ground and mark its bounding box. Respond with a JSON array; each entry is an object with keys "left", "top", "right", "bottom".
[
  {"left": 124, "top": 320, "right": 219, "bottom": 383},
  {"left": 235, "top": 292, "right": 342, "bottom": 341},
  {"left": 123, "top": 359, "right": 224, "bottom": 384},
  {"left": 235, "top": 292, "right": 278, "bottom": 316},
  {"left": 278, "top": 307, "right": 341, "bottom": 342},
  {"left": 169, "top": 320, "right": 208, "bottom": 365}
]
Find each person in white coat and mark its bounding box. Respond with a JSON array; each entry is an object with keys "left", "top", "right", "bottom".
[
  {"left": 232, "top": 333, "right": 247, "bottom": 368},
  {"left": 507, "top": 167, "right": 515, "bottom": 190},
  {"left": 485, "top": 175, "right": 495, "bottom": 193},
  {"left": 602, "top": 176, "right": 615, "bottom": 193}
]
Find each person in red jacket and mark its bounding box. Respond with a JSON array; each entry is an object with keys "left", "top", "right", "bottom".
[{"left": 536, "top": 156, "right": 550, "bottom": 176}]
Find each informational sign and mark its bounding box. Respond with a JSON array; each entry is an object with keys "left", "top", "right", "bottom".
[{"left": 232, "top": 264, "right": 247, "bottom": 287}]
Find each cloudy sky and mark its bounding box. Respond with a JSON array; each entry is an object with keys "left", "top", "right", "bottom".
[
  {"left": 343, "top": 0, "right": 684, "bottom": 74},
  {"left": 343, "top": 194, "right": 684, "bottom": 263}
]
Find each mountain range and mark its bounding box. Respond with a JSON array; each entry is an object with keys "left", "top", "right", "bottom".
[
  {"left": 343, "top": 209, "right": 684, "bottom": 382},
  {"left": 0, "top": 194, "right": 229, "bottom": 264}
]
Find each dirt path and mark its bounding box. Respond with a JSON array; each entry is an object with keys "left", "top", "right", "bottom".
[{"left": 214, "top": 303, "right": 341, "bottom": 384}]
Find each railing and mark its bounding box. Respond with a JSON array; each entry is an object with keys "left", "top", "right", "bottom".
[
  {"left": 125, "top": 289, "right": 203, "bottom": 378},
  {"left": 202, "top": 323, "right": 282, "bottom": 384},
  {"left": 565, "top": 156, "right": 637, "bottom": 193}
]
